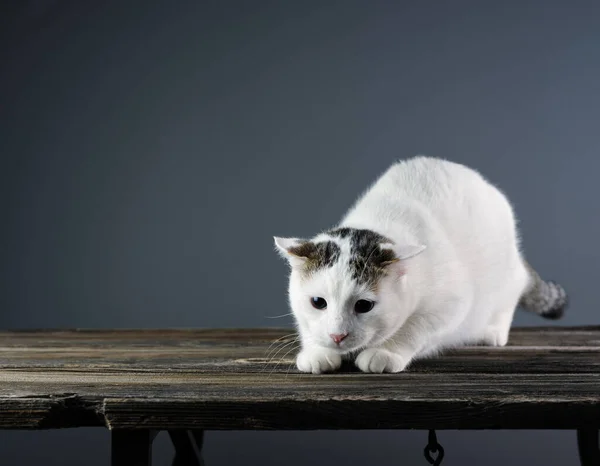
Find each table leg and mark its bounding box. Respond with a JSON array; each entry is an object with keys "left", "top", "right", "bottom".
[
  {"left": 577, "top": 429, "right": 600, "bottom": 466},
  {"left": 111, "top": 430, "right": 157, "bottom": 466},
  {"left": 169, "top": 430, "right": 205, "bottom": 466}
]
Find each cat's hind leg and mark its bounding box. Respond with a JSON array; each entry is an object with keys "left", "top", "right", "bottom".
[
  {"left": 480, "top": 306, "right": 515, "bottom": 347},
  {"left": 480, "top": 284, "right": 525, "bottom": 347},
  {"left": 481, "top": 263, "right": 529, "bottom": 347}
]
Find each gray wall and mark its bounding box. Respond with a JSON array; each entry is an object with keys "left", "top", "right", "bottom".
[{"left": 2, "top": 1, "right": 599, "bottom": 465}]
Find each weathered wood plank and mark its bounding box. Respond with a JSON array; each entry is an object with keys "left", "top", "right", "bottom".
[
  {"left": 0, "top": 326, "right": 599, "bottom": 347},
  {"left": 1, "top": 327, "right": 599, "bottom": 374},
  {"left": 101, "top": 396, "right": 600, "bottom": 431},
  {"left": 2, "top": 371, "right": 600, "bottom": 400},
  {"left": 0, "top": 372, "right": 599, "bottom": 429},
  {"left": 0, "top": 327, "right": 599, "bottom": 430},
  {"left": 0, "top": 326, "right": 600, "bottom": 347},
  {"left": 0, "top": 347, "right": 599, "bottom": 374}
]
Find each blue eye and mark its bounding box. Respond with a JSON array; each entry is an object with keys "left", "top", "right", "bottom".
[
  {"left": 355, "top": 299, "right": 375, "bottom": 313},
  {"left": 310, "top": 297, "right": 327, "bottom": 310}
]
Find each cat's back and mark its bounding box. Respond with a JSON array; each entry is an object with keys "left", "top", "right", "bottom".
[
  {"left": 341, "top": 156, "right": 513, "bottom": 241},
  {"left": 378, "top": 156, "right": 488, "bottom": 202},
  {"left": 348, "top": 156, "right": 495, "bottom": 213}
]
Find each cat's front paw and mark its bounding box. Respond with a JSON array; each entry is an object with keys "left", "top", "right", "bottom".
[
  {"left": 296, "top": 348, "right": 342, "bottom": 374},
  {"left": 355, "top": 348, "right": 407, "bottom": 373}
]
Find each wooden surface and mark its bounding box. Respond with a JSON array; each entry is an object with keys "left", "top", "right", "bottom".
[{"left": 0, "top": 327, "right": 599, "bottom": 431}]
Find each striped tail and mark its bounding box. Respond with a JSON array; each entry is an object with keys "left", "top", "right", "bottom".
[{"left": 518, "top": 260, "right": 568, "bottom": 319}]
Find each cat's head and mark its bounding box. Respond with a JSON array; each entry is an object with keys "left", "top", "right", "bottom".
[{"left": 274, "top": 227, "right": 425, "bottom": 354}]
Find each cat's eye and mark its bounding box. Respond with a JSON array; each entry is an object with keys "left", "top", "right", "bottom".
[
  {"left": 354, "top": 299, "right": 375, "bottom": 313},
  {"left": 310, "top": 297, "right": 327, "bottom": 310}
]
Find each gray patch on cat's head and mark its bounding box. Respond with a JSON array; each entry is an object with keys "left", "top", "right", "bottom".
[
  {"left": 327, "top": 227, "right": 398, "bottom": 287},
  {"left": 288, "top": 240, "right": 341, "bottom": 275}
]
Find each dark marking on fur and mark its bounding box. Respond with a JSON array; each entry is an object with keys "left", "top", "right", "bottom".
[
  {"left": 288, "top": 241, "right": 341, "bottom": 275},
  {"left": 328, "top": 227, "right": 398, "bottom": 287},
  {"left": 519, "top": 260, "right": 568, "bottom": 319},
  {"left": 328, "top": 227, "right": 355, "bottom": 239}
]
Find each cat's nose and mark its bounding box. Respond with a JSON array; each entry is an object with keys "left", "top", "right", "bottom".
[{"left": 329, "top": 333, "right": 349, "bottom": 344}]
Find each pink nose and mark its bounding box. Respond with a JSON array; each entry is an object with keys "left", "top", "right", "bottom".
[{"left": 330, "top": 333, "right": 349, "bottom": 344}]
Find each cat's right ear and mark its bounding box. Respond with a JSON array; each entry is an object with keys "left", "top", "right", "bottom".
[{"left": 273, "top": 237, "right": 311, "bottom": 268}]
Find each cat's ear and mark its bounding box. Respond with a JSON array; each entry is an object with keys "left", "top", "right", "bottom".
[
  {"left": 273, "top": 237, "right": 312, "bottom": 268},
  {"left": 380, "top": 243, "right": 426, "bottom": 266},
  {"left": 392, "top": 243, "right": 426, "bottom": 260}
]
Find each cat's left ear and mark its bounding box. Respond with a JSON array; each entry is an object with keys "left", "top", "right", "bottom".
[
  {"left": 273, "top": 237, "right": 311, "bottom": 268},
  {"left": 380, "top": 243, "right": 426, "bottom": 266}
]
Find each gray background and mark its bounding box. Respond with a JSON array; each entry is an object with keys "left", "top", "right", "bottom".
[{"left": 1, "top": 0, "right": 599, "bottom": 465}]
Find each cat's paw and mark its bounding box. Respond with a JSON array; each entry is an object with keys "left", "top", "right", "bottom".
[
  {"left": 355, "top": 348, "right": 407, "bottom": 373},
  {"left": 296, "top": 348, "right": 342, "bottom": 374},
  {"left": 481, "top": 326, "right": 509, "bottom": 347}
]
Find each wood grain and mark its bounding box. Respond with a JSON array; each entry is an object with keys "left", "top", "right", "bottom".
[{"left": 0, "top": 327, "right": 599, "bottom": 430}]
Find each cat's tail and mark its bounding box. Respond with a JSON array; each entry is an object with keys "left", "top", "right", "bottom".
[{"left": 518, "top": 260, "right": 568, "bottom": 319}]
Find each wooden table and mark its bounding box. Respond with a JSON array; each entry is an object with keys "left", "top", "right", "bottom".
[{"left": 0, "top": 327, "right": 599, "bottom": 465}]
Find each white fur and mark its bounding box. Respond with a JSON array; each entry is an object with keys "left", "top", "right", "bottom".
[{"left": 275, "top": 156, "right": 530, "bottom": 374}]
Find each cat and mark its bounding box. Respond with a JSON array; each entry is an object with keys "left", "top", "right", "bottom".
[{"left": 274, "top": 156, "right": 567, "bottom": 374}]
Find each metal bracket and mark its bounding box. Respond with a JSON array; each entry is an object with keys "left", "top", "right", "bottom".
[{"left": 577, "top": 429, "right": 600, "bottom": 466}]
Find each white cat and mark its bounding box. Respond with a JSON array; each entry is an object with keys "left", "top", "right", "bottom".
[{"left": 274, "top": 156, "right": 567, "bottom": 374}]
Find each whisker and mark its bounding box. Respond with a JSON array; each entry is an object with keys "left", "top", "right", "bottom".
[
  {"left": 261, "top": 341, "right": 291, "bottom": 372},
  {"left": 284, "top": 360, "right": 296, "bottom": 378},
  {"left": 268, "top": 343, "right": 300, "bottom": 378},
  {"left": 265, "top": 336, "right": 298, "bottom": 361},
  {"left": 264, "top": 333, "right": 297, "bottom": 356},
  {"left": 284, "top": 348, "right": 303, "bottom": 378},
  {"left": 264, "top": 313, "right": 294, "bottom": 319},
  {"left": 265, "top": 345, "right": 299, "bottom": 377},
  {"left": 262, "top": 338, "right": 299, "bottom": 371},
  {"left": 262, "top": 343, "right": 289, "bottom": 370}
]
